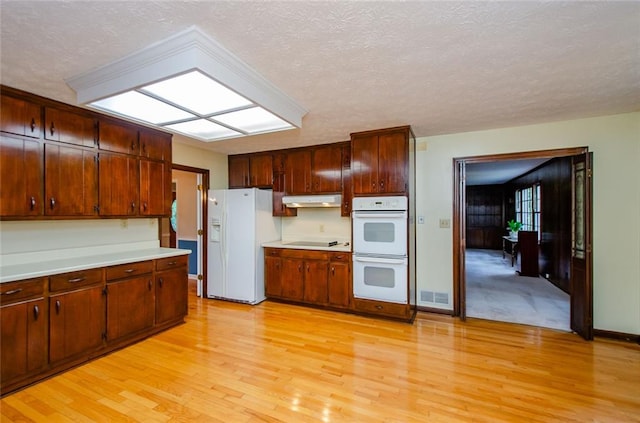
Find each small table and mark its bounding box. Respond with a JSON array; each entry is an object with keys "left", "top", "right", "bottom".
[{"left": 502, "top": 236, "right": 518, "bottom": 267}]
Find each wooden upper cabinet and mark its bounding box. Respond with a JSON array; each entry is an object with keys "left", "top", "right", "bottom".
[
  {"left": 228, "top": 155, "right": 250, "bottom": 188},
  {"left": 139, "top": 129, "right": 171, "bottom": 161},
  {"left": 351, "top": 127, "right": 409, "bottom": 195},
  {"left": 44, "top": 107, "right": 96, "bottom": 148},
  {"left": 140, "top": 159, "right": 168, "bottom": 216},
  {"left": 44, "top": 144, "right": 98, "bottom": 216},
  {"left": 311, "top": 144, "right": 342, "bottom": 193},
  {"left": 285, "top": 149, "right": 312, "bottom": 194},
  {"left": 98, "top": 119, "right": 139, "bottom": 155},
  {"left": 98, "top": 153, "right": 139, "bottom": 216},
  {"left": 0, "top": 94, "right": 41, "bottom": 138},
  {"left": 0, "top": 136, "right": 43, "bottom": 217},
  {"left": 228, "top": 153, "right": 273, "bottom": 188}
]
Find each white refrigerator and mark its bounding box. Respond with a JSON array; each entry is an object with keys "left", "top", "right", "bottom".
[{"left": 207, "top": 188, "right": 281, "bottom": 304}]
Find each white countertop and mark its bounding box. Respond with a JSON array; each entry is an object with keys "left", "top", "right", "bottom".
[
  {"left": 0, "top": 248, "right": 191, "bottom": 283},
  {"left": 262, "top": 240, "right": 351, "bottom": 253}
]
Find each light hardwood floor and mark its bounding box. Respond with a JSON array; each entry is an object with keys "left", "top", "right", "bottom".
[{"left": 2, "top": 292, "right": 639, "bottom": 422}]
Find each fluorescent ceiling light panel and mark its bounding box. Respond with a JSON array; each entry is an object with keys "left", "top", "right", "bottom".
[
  {"left": 91, "top": 91, "right": 195, "bottom": 124},
  {"left": 65, "top": 26, "right": 307, "bottom": 142},
  {"left": 215, "top": 107, "right": 294, "bottom": 133}
]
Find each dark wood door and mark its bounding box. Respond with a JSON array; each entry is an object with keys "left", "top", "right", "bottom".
[
  {"left": 351, "top": 134, "right": 379, "bottom": 194},
  {"left": 139, "top": 129, "right": 171, "bottom": 161},
  {"left": 107, "top": 276, "right": 155, "bottom": 341},
  {"left": 249, "top": 154, "right": 273, "bottom": 187},
  {"left": 155, "top": 267, "right": 188, "bottom": 326},
  {"left": 0, "top": 136, "right": 43, "bottom": 216},
  {"left": 139, "top": 159, "right": 166, "bottom": 216},
  {"left": 44, "top": 144, "right": 98, "bottom": 216},
  {"left": 281, "top": 258, "right": 304, "bottom": 301},
  {"left": 285, "top": 150, "right": 312, "bottom": 194},
  {"left": 98, "top": 119, "right": 139, "bottom": 155},
  {"left": 377, "top": 131, "right": 407, "bottom": 194},
  {"left": 312, "top": 144, "right": 342, "bottom": 193},
  {"left": 44, "top": 107, "right": 96, "bottom": 147},
  {"left": 328, "top": 261, "right": 350, "bottom": 308},
  {"left": 228, "top": 155, "right": 250, "bottom": 188},
  {"left": 303, "top": 260, "right": 329, "bottom": 304},
  {"left": 456, "top": 160, "right": 467, "bottom": 320},
  {"left": 570, "top": 153, "right": 593, "bottom": 340},
  {"left": 0, "top": 299, "right": 47, "bottom": 383},
  {"left": 1, "top": 94, "right": 41, "bottom": 138},
  {"left": 98, "top": 153, "right": 139, "bottom": 216},
  {"left": 49, "top": 286, "right": 105, "bottom": 364},
  {"left": 265, "top": 256, "right": 282, "bottom": 297}
]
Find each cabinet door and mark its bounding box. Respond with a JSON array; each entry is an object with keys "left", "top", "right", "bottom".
[
  {"left": 328, "top": 261, "right": 351, "bottom": 308},
  {"left": 155, "top": 267, "right": 188, "bottom": 326},
  {"left": 228, "top": 155, "right": 250, "bottom": 188},
  {"left": 303, "top": 260, "right": 329, "bottom": 304},
  {"left": 312, "top": 145, "right": 342, "bottom": 193},
  {"left": 0, "top": 299, "right": 47, "bottom": 383},
  {"left": 98, "top": 153, "right": 139, "bottom": 216},
  {"left": 285, "top": 150, "right": 312, "bottom": 194},
  {"left": 377, "top": 131, "right": 407, "bottom": 194},
  {"left": 265, "top": 255, "right": 282, "bottom": 297},
  {"left": 139, "top": 129, "right": 171, "bottom": 161},
  {"left": 44, "top": 144, "right": 98, "bottom": 216},
  {"left": 99, "top": 119, "right": 139, "bottom": 155},
  {"left": 0, "top": 136, "right": 43, "bottom": 216},
  {"left": 1, "top": 94, "right": 41, "bottom": 138},
  {"left": 44, "top": 107, "right": 96, "bottom": 147},
  {"left": 107, "top": 276, "right": 155, "bottom": 342},
  {"left": 249, "top": 154, "right": 273, "bottom": 187},
  {"left": 139, "top": 159, "right": 167, "bottom": 216},
  {"left": 49, "top": 286, "right": 105, "bottom": 364},
  {"left": 280, "top": 258, "right": 304, "bottom": 301},
  {"left": 351, "top": 134, "right": 379, "bottom": 195}
]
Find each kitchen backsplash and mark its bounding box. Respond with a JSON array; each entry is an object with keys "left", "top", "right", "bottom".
[{"left": 281, "top": 208, "right": 351, "bottom": 244}]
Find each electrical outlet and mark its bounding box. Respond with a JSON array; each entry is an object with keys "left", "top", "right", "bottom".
[
  {"left": 439, "top": 218, "right": 451, "bottom": 228},
  {"left": 319, "top": 224, "right": 325, "bottom": 233},
  {"left": 120, "top": 219, "right": 128, "bottom": 229}
]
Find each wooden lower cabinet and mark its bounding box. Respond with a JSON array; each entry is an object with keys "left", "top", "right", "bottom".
[
  {"left": 265, "top": 248, "right": 350, "bottom": 310},
  {"left": 0, "top": 255, "right": 189, "bottom": 396}
]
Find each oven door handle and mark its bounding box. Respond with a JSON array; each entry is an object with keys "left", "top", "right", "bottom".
[
  {"left": 352, "top": 212, "right": 407, "bottom": 219},
  {"left": 354, "top": 256, "right": 407, "bottom": 265}
]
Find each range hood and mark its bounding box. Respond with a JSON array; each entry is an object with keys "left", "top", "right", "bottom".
[{"left": 282, "top": 194, "right": 342, "bottom": 208}]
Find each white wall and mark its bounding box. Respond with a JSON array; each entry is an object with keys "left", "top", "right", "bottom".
[
  {"left": 172, "top": 136, "right": 228, "bottom": 189},
  {"left": 416, "top": 112, "right": 640, "bottom": 334},
  {"left": 281, "top": 208, "right": 351, "bottom": 245}
]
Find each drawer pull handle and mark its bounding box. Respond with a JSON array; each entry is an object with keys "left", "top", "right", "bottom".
[
  {"left": 335, "top": 255, "right": 343, "bottom": 259},
  {"left": 68, "top": 277, "right": 85, "bottom": 283},
  {"left": 375, "top": 305, "right": 383, "bottom": 310},
  {"left": 124, "top": 269, "right": 135, "bottom": 273},
  {"left": 168, "top": 261, "right": 176, "bottom": 266},
  {"left": 2, "top": 288, "right": 23, "bottom": 296},
  {"left": 55, "top": 300, "right": 61, "bottom": 314},
  {"left": 33, "top": 304, "right": 40, "bottom": 320}
]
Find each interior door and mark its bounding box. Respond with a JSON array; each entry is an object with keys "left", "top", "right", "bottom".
[
  {"left": 457, "top": 161, "right": 467, "bottom": 320},
  {"left": 196, "top": 174, "right": 204, "bottom": 297},
  {"left": 570, "top": 152, "right": 593, "bottom": 340}
]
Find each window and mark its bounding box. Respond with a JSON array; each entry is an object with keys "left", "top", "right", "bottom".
[{"left": 515, "top": 183, "right": 541, "bottom": 238}]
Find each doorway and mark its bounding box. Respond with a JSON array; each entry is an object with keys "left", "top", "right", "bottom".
[
  {"left": 453, "top": 147, "right": 593, "bottom": 340},
  {"left": 160, "top": 164, "right": 209, "bottom": 297}
]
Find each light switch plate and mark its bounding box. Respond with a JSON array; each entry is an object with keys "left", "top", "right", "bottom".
[{"left": 439, "top": 218, "right": 451, "bottom": 228}]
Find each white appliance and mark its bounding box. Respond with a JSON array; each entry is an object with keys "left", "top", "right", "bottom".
[
  {"left": 352, "top": 196, "right": 408, "bottom": 304},
  {"left": 207, "top": 188, "right": 281, "bottom": 304}
]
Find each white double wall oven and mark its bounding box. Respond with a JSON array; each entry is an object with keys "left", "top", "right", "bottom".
[{"left": 352, "top": 196, "right": 409, "bottom": 304}]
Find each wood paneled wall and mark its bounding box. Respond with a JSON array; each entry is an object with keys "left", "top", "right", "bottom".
[
  {"left": 465, "top": 185, "right": 505, "bottom": 249},
  {"left": 508, "top": 157, "right": 572, "bottom": 293}
]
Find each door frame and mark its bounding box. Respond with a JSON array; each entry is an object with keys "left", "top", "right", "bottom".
[
  {"left": 452, "top": 147, "right": 591, "bottom": 334},
  {"left": 171, "top": 164, "right": 210, "bottom": 297}
]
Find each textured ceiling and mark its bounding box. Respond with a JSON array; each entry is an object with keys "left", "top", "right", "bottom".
[{"left": 1, "top": 1, "right": 639, "bottom": 155}]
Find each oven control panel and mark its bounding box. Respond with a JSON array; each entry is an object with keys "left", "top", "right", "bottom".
[{"left": 352, "top": 196, "right": 408, "bottom": 211}]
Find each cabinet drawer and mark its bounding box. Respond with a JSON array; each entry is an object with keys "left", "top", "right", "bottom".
[
  {"left": 0, "top": 278, "right": 46, "bottom": 305},
  {"left": 353, "top": 298, "right": 410, "bottom": 319},
  {"left": 265, "top": 248, "right": 281, "bottom": 257},
  {"left": 329, "top": 252, "right": 351, "bottom": 262},
  {"left": 155, "top": 255, "right": 187, "bottom": 271},
  {"left": 106, "top": 261, "right": 153, "bottom": 281},
  {"left": 280, "top": 249, "right": 329, "bottom": 261},
  {"left": 49, "top": 268, "right": 103, "bottom": 292}
]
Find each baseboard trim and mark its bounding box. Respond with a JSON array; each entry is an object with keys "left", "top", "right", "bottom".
[
  {"left": 416, "top": 305, "right": 454, "bottom": 315},
  {"left": 593, "top": 329, "right": 640, "bottom": 344}
]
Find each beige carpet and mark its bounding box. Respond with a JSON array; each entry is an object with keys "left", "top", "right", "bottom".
[{"left": 465, "top": 248, "right": 570, "bottom": 331}]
